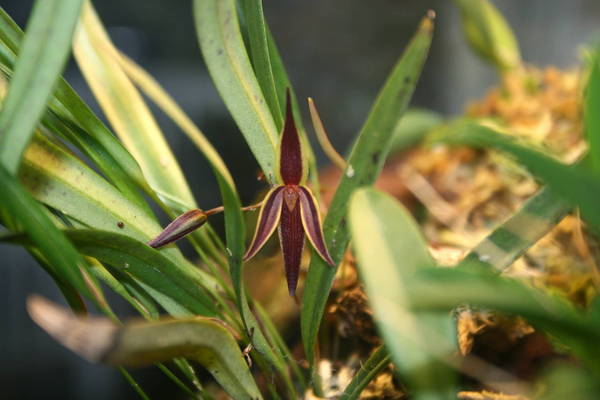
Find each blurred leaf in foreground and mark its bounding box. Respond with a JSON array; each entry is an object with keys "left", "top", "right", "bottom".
[
  {"left": 28, "top": 295, "right": 262, "bottom": 400},
  {"left": 349, "top": 188, "right": 456, "bottom": 400}
]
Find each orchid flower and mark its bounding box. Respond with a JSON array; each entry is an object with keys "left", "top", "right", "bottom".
[
  {"left": 148, "top": 90, "right": 334, "bottom": 296},
  {"left": 243, "top": 91, "right": 334, "bottom": 297}
]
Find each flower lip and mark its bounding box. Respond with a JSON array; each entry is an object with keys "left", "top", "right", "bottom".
[{"left": 282, "top": 185, "right": 300, "bottom": 211}]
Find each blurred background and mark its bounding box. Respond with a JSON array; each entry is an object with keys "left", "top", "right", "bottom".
[{"left": 2, "top": 0, "right": 600, "bottom": 398}]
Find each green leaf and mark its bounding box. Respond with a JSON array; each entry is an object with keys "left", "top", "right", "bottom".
[
  {"left": 67, "top": 230, "right": 218, "bottom": 316},
  {"left": 340, "top": 346, "right": 390, "bottom": 400},
  {"left": 388, "top": 108, "right": 443, "bottom": 155},
  {"left": 28, "top": 295, "right": 263, "bottom": 400},
  {"left": 114, "top": 50, "right": 296, "bottom": 394},
  {"left": 73, "top": 3, "right": 193, "bottom": 211},
  {"left": 87, "top": 257, "right": 160, "bottom": 319},
  {"left": 3, "top": 228, "right": 218, "bottom": 316},
  {"left": 461, "top": 185, "right": 570, "bottom": 271},
  {"left": 262, "top": 21, "right": 320, "bottom": 190},
  {"left": 301, "top": 13, "right": 434, "bottom": 374},
  {"left": 585, "top": 48, "right": 600, "bottom": 173},
  {"left": 194, "top": 0, "right": 278, "bottom": 182},
  {"left": 454, "top": 0, "right": 521, "bottom": 72},
  {"left": 239, "top": 0, "right": 283, "bottom": 130},
  {"left": 18, "top": 134, "right": 222, "bottom": 310},
  {"left": 537, "top": 365, "right": 600, "bottom": 400},
  {"left": 73, "top": 2, "right": 226, "bottom": 265},
  {"left": 0, "top": 0, "right": 83, "bottom": 173},
  {"left": 438, "top": 120, "right": 600, "bottom": 233},
  {"left": 407, "top": 266, "right": 600, "bottom": 374},
  {"left": 0, "top": 163, "right": 95, "bottom": 303},
  {"left": 348, "top": 188, "right": 456, "bottom": 399},
  {"left": 0, "top": 8, "right": 151, "bottom": 208}
]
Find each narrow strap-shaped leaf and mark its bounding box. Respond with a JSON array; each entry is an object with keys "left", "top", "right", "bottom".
[
  {"left": 28, "top": 296, "right": 262, "bottom": 400},
  {"left": 0, "top": 9, "right": 152, "bottom": 206},
  {"left": 298, "top": 185, "right": 334, "bottom": 265},
  {"left": 301, "top": 13, "right": 434, "bottom": 374},
  {"left": 113, "top": 45, "right": 296, "bottom": 396},
  {"left": 406, "top": 267, "right": 600, "bottom": 375},
  {"left": 73, "top": 2, "right": 195, "bottom": 211},
  {"left": 239, "top": 0, "right": 283, "bottom": 129},
  {"left": 243, "top": 186, "right": 284, "bottom": 261},
  {"left": 438, "top": 120, "right": 600, "bottom": 233},
  {"left": 194, "top": 0, "right": 278, "bottom": 182},
  {"left": 41, "top": 111, "right": 153, "bottom": 215},
  {"left": 0, "top": 0, "right": 83, "bottom": 173},
  {"left": 19, "top": 134, "right": 223, "bottom": 305},
  {"left": 263, "top": 23, "right": 321, "bottom": 189},
  {"left": 3, "top": 229, "right": 218, "bottom": 316},
  {"left": 461, "top": 185, "right": 570, "bottom": 271},
  {"left": 0, "top": 163, "right": 95, "bottom": 304},
  {"left": 585, "top": 48, "right": 600, "bottom": 173},
  {"left": 349, "top": 188, "right": 456, "bottom": 399},
  {"left": 388, "top": 108, "right": 443, "bottom": 156},
  {"left": 340, "top": 346, "right": 390, "bottom": 400},
  {"left": 73, "top": 3, "right": 226, "bottom": 267}
]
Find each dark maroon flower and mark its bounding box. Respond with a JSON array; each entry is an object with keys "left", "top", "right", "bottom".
[
  {"left": 148, "top": 209, "right": 207, "bottom": 248},
  {"left": 148, "top": 90, "right": 334, "bottom": 297},
  {"left": 243, "top": 90, "right": 334, "bottom": 297}
]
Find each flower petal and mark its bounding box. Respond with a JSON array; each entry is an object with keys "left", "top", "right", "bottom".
[
  {"left": 279, "top": 89, "right": 303, "bottom": 185},
  {"left": 278, "top": 198, "right": 305, "bottom": 297},
  {"left": 298, "top": 185, "right": 335, "bottom": 266},
  {"left": 243, "top": 186, "right": 285, "bottom": 261},
  {"left": 148, "top": 209, "right": 207, "bottom": 248}
]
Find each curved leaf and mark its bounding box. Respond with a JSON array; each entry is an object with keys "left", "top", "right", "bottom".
[
  {"left": 28, "top": 295, "right": 262, "bottom": 400},
  {"left": 73, "top": 3, "right": 194, "bottom": 211},
  {"left": 114, "top": 43, "right": 296, "bottom": 395},
  {"left": 19, "top": 135, "right": 221, "bottom": 310},
  {"left": 584, "top": 47, "right": 600, "bottom": 173},
  {"left": 461, "top": 185, "right": 570, "bottom": 271},
  {"left": 438, "top": 120, "right": 600, "bottom": 233},
  {"left": 0, "top": 163, "right": 95, "bottom": 303},
  {"left": 239, "top": 0, "right": 283, "bottom": 129},
  {"left": 0, "top": 8, "right": 151, "bottom": 208},
  {"left": 301, "top": 13, "right": 434, "bottom": 375},
  {"left": 340, "top": 346, "right": 390, "bottom": 400},
  {"left": 0, "top": 0, "right": 83, "bottom": 173},
  {"left": 194, "top": 0, "right": 278, "bottom": 182},
  {"left": 407, "top": 267, "right": 600, "bottom": 375},
  {"left": 67, "top": 229, "right": 218, "bottom": 316},
  {"left": 349, "top": 188, "right": 456, "bottom": 399}
]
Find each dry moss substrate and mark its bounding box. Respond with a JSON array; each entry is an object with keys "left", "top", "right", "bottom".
[{"left": 316, "top": 67, "right": 600, "bottom": 399}]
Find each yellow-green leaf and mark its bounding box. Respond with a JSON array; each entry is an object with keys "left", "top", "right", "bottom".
[{"left": 348, "top": 188, "right": 456, "bottom": 399}]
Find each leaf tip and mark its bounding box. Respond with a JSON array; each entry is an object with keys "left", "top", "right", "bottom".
[{"left": 420, "top": 11, "right": 436, "bottom": 33}]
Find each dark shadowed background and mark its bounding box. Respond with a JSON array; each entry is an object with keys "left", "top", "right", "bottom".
[{"left": 2, "top": 1, "right": 600, "bottom": 398}]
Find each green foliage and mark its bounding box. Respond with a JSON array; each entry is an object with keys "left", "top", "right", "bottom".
[
  {"left": 437, "top": 120, "right": 600, "bottom": 233},
  {"left": 2, "top": 1, "right": 600, "bottom": 399},
  {"left": 194, "top": 0, "right": 279, "bottom": 182},
  {"left": 349, "top": 188, "right": 456, "bottom": 400},
  {"left": 0, "top": 0, "right": 83, "bottom": 172},
  {"left": 585, "top": 47, "right": 600, "bottom": 173},
  {"left": 301, "top": 14, "right": 434, "bottom": 384},
  {"left": 28, "top": 296, "right": 262, "bottom": 400},
  {"left": 340, "top": 346, "right": 390, "bottom": 400}
]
